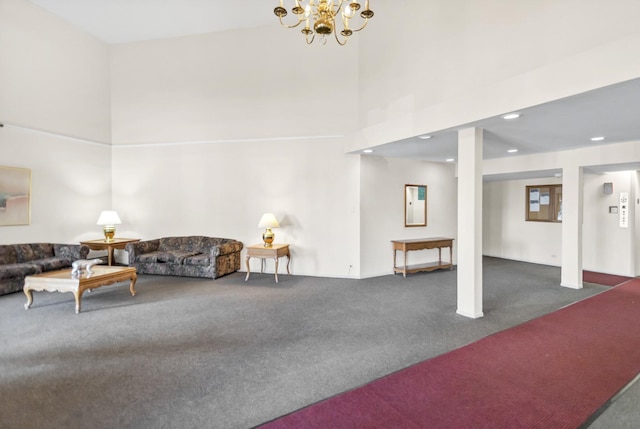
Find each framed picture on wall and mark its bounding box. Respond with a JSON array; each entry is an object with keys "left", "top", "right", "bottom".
[{"left": 0, "top": 166, "right": 31, "bottom": 226}]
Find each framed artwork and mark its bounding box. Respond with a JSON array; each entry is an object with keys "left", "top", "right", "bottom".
[{"left": 0, "top": 166, "right": 31, "bottom": 226}]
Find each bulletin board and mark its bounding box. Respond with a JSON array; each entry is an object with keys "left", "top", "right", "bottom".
[{"left": 526, "top": 184, "right": 562, "bottom": 222}]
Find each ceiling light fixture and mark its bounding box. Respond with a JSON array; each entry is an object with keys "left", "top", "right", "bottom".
[
  {"left": 502, "top": 113, "right": 521, "bottom": 120},
  {"left": 363, "top": 149, "right": 373, "bottom": 153},
  {"left": 590, "top": 136, "right": 605, "bottom": 141},
  {"left": 274, "top": 1, "right": 374, "bottom": 45},
  {"left": 446, "top": 158, "right": 455, "bottom": 162},
  {"left": 418, "top": 135, "right": 432, "bottom": 140},
  {"left": 508, "top": 149, "right": 518, "bottom": 153}
]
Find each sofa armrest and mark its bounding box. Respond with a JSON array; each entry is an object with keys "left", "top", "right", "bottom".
[
  {"left": 53, "top": 244, "right": 90, "bottom": 261},
  {"left": 211, "top": 240, "right": 243, "bottom": 258},
  {"left": 125, "top": 239, "right": 160, "bottom": 265}
]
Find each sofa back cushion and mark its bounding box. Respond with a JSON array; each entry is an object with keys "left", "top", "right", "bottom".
[
  {"left": 14, "top": 243, "right": 55, "bottom": 263},
  {"left": 159, "top": 236, "right": 208, "bottom": 253},
  {"left": 0, "top": 246, "right": 18, "bottom": 265}
]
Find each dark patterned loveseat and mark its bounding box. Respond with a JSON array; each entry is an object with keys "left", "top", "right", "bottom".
[
  {"left": 125, "top": 236, "right": 243, "bottom": 279},
  {"left": 0, "top": 243, "right": 90, "bottom": 296}
]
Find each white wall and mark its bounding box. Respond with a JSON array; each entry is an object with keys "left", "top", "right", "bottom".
[
  {"left": 483, "top": 177, "right": 562, "bottom": 266},
  {"left": 109, "top": 27, "right": 363, "bottom": 277},
  {"left": 0, "top": 0, "right": 111, "bottom": 142},
  {"left": 109, "top": 26, "right": 359, "bottom": 145},
  {"left": 0, "top": 0, "right": 112, "bottom": 245},
  {"left": 483, "top": 161, "right": 639, "bottom": 276},
  {"left": 582, "top": 171, "right": 636, "bottom": 276},
  {"left": 354, "top": 0, "right": 640, "bottom": 151},
  {"left": 360, "top": 157, "right": 457, "bottom": 278},
  {"left": 111, "top": 138, "right": 361, "bottom": 277},
  {"left": 4, "top": 0, "right": 640, "bottom": 279}
]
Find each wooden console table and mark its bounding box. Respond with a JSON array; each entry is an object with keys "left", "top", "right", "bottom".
[{"left": 391, "top": 237, "right": 454, "bottom": 278}]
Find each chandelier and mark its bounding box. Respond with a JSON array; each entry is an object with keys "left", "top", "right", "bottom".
[{"left": 274, "top": 1, "right": 374, "bottom": 45}]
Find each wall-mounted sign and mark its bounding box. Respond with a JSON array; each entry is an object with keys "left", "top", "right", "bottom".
[{"left": 619, "top": 192, "right": 629, "bottom": 228}]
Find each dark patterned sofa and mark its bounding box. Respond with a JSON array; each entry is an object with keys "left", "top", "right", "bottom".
[
  {"left": 0, "top": 243, "right": 90, "bottom": 296},
  {"left": 125, "top": 236, "right": 243, "bottom": 279}
]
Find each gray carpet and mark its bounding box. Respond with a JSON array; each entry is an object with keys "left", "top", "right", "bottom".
[{"left": 0, "top": 257, "right": 635, "bottom": 428}]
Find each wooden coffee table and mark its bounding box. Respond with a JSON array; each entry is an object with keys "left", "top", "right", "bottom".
[{"left": 23, "top": 266, "right": 137, "bottom": 314}]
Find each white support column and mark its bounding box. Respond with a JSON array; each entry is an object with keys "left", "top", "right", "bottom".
[
  {"left": 560, "top": 165, "right": 583, "bottom": 289},
  {"left": 457, "top": 127, "right": 484, "bottom": 318}
]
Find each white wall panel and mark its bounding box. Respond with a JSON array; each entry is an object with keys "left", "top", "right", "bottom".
[
  {"left": 111, "top": 138, "right": 360, "bottom": 278},
  {"left": 360, "top": 157, "right": 457, "bottom": 278},
  {"left": 0, "top": 0, "right": 111, "bottom": 143}
]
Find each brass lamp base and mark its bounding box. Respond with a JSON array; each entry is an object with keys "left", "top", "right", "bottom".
[
  {"left": 103, "top": 226, "right": 116, "bottom": 243},
  {"left": 262, "top": 228, "right": 275, "bottom": 247}
]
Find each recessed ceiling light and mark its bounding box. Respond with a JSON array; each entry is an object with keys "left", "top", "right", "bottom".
[
  {"left": 590, "top": 136, "right": 605, "bottom": 141},
  {"left": 363, "top": 149, "right": 373, "bottom": 153},
  {"left": 445, "top": 158, "right": 455, "bottom": 162},
  {"left": 502, "top": 113, "right": 521, "bottom": 120},
  {"left": 418, "top": 135, "right": 432, "bottom": 140},
  {"left": 507, "top": 149, "right": 518, "bottom": 153}
]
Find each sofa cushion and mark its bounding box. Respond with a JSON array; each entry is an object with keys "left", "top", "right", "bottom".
[
  {"left": 184, "top": 254, "right": 211, "bottom": 266},
  {"left": 33, "top": 257, "right": 73, "bottom": 271},
  {"left": 158, "top": 236, "right": 208, "bottom": 253},
  {"left": 0, "top": 246, "right": 18, "bottom": 265},
  {"left": 0, "top": 263, "right": 41, "bottom": 280},
  {"left": 14, "top": 244, "right": 35, "bottom": 262},
  {"left": 136, "top": 251, "right": 167, "bottom": 263},
  {"left": 157, "top": 251, "right": 200, "bottom": 264},
  {"left": 30, "top": 243, "right": 55, "bottom": 260},
  {"left": 14, "top": 243, "right": 54, "bottom": 262}
]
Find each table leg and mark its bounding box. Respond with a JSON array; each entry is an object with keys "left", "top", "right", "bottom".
[
  {"left": 274, "top": 257, "right": 279, "bottom": 283},
  {"left": 107, "top": 247, "right": 114, "bottom": 266},
  {"left": 129, "top": 273, "right": 137, "bottom": 296},
  {"left": 73, "top": 291, "right": 82, "bottom": 314},
  {"left": 450, "top": 245, "right": 453, "bottom": 270},
  {"left": 244, "top": 255, "right": 251, "bottom": 281},
  {"left": 285, "top": 252, "right": 291, "bottom": 274},
  {"left": 393, "top": 249, "right": 397, "bottom": 271},
  {"left": 438, "top": 247, "right": 442, "bottom": 265},
  {"left": 24, "top": 287, "right": 33, "bottom": 310},
  {"left": 403, "top": 250, "right": 407, "bottom": 278}
]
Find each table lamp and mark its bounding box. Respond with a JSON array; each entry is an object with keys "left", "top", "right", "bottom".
[
  {"left": 258, "top": 213, "right": 280, "bottom": 247},
  {"left": 97, "top": 210, "right": 121, "bottom": 242}
]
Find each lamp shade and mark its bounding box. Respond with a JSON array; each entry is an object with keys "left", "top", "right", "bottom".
[
  {"left": 96, "top": 210, "right": 122, "bottom": 226},
  {"left": 257, "top": 213, "right": 280, "bottom": 228}
]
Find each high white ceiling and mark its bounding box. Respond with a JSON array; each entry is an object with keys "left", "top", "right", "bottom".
[{"left": 27, "top": 1, "right": 640, "bottom": 178}]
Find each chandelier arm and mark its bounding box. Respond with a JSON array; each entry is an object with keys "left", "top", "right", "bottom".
[
  {"left": 332, "top": 0, "right": 346, "bottom": 17},
  {"left": 279, "top": 15, "right": 304, "bottom": 29},
  {"left": 334, "top": 30, "right": 349, "bottom": 46},
  {"left": 348, "top": 17, "right": 370, "bottom": 33},
  {"left": 305, "top": 33, "right": 315, "bottom": 44}
]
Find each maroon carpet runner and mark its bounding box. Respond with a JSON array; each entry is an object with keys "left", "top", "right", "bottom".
[
  {"left": 583, "top": 270, "right": 632, "bottom": 287},
  {"left": 259, "top": 279, "right": 640, "bottom": 429}
]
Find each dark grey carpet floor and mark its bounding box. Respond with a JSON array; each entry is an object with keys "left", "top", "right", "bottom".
[{"left": 0, "top": 257, "right": 636, "bottom": 428}]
